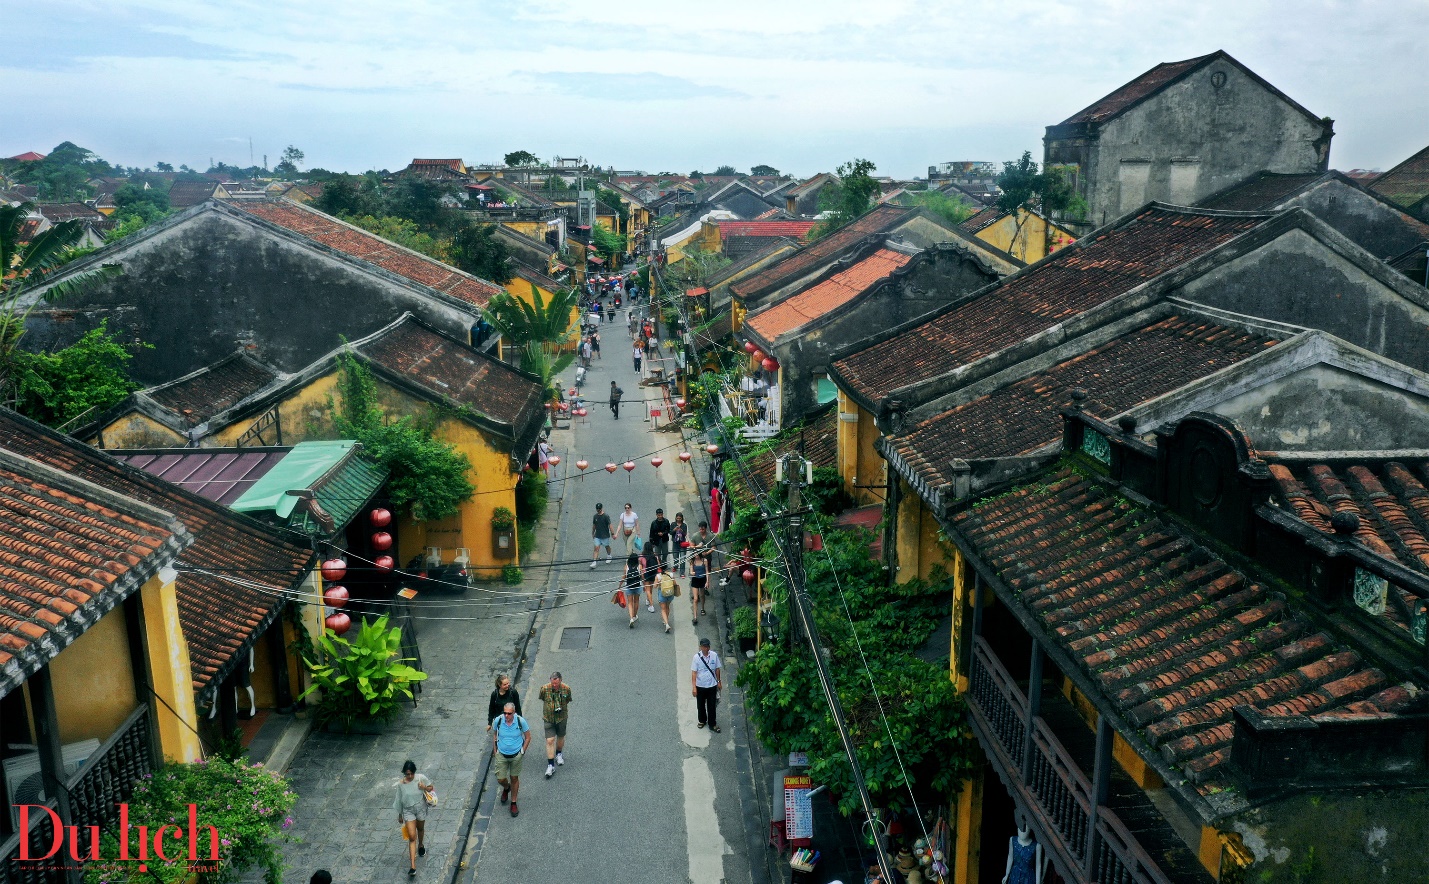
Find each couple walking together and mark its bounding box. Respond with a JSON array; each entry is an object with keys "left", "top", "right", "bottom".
[{"left": 485, "top": 672, "right": 573, "bottom": 819}]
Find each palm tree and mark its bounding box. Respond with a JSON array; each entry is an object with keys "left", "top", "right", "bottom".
[
  {"left": 0, "top": 201, "right": 123, "bottom": 399},
  {"left": 481, "top": 282, "right": 580, "bottom": 399}
]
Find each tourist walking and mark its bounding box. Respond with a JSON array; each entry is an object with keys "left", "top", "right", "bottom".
[
  {"left": 590, "top": 503, "right": 612, "bottom": 568},
  {"left": 491, "top": 703, "right": 531, "bottom": 817},
  {"left": 621, "top": 553, "right": 644, "bottom": 627},
  {"left": 486, "top": 674, "right": 521, "bottom": 727},
  {"left": 656, "top": 565, "right": 679, "bottom": 633},
  {"left": 691, "top": 639, "right": 723, "bottom": 732},
  {"left": 394, "top": 760, "right": 436, "bottom": 876},
  {"left": 632, "top": 341, "right": 643, "bottom": 375},
  {"left": 648, "top": 508, "right": 672, "bottom": 570},
  {"left": 590, "top": 329, "right": 601, "bottom": 360},
  {"left": 618, "top": 503, "right": 640, "bottom": 554},
  {"left": 689, "top": 549, "right": 708, "bottom": 626},
  {"left": 642, "top": 552, "right": 659, "bottom": 614},
  {"left": 671, "top": 512, "right": 689, "bottom": 576},
  {"left": 609, "top": 381, "right": 623, "bottom": 420},
  {"left": 537, "top": 672, "right": 573, "bottom": 779}
]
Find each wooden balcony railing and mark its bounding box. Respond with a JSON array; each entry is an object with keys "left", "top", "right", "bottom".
[
  {"left": 966, "top": 637, "right": 1173, "bottom": 884},
  {"left": 1, "top": 706, "right": 155, "bottom": 884}
]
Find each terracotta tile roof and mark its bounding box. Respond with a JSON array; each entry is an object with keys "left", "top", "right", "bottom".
[
  {"left": 730, "top": 205, "right": 912, "bottom": 300},
  {"left": 959, "top": 206, "right": 1007, "bottom": 233},
  {"left": 953, "top": 465, "right": 1414, "bottom": 791},
  {"left": 411, "top": 159, "right": 464, "bottom": 169},
  {"left": 355, "top": 317, "right": 546, "bottom": 455},
  {"left": 888, "top": 315, "right": 1277, "bottom": 488},
  {"left": 714, "top": 220, "right": 818, "bottom": 239},
  {"left": 166, "top": 179, "right": 219, "bottom": 208},
  {"left": 743, "top": 248, "right": 913, "bottom": 342},
  {"left": 832, "top": 206, "right": 1269, "bottom": 406},
  {"left": 233, "top": 200, "right": 503, "bottom": 308},
  {"left": 0, "top": 448, "right": 188, "bottom": 698},
  {"left": 0, "top": 411, "right": 313, "bottom": 696},
  {"left": 730, "top": 406, "right": 838, "bottom": 505},
  {"left": 1371, "top": 145, "right": 1429, "bottom": 210},
  {"left": 1059, "top": 54, "right": 1214, "bottom": 126},
  {"left": 1197, "top": 172, "right": 1327, "bottom": 211},
  {"left": 8, "top": 151, "right": 46, "bottom": 162},
  {"left": 146, "top": 352, "right": 279, "bottom": 422},
  {"left": 37, "top": 203, "right": 108, "bottom": 224}
]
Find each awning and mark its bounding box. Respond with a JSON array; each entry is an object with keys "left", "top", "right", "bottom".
[
  {"left": 686, "top": 287, "right": 709, "bottom": 297},
  {"left": 588, "top": 255, "right": 605, "bottom": 264},
  {"left": 232, "top": 440, "right": 388, "bottom": 534}
]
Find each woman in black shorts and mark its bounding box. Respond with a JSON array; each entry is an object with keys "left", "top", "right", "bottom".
[
  {"left": 689, "top": 550, "right": 709, "bottom": 626},
  {"left": 622, "top": 553, "right": 643, "bottom": 627},
  {"left": 641, "top": 554, "right": 659, "bottom": 613}
]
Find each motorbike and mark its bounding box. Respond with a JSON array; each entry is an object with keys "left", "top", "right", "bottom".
[{"left": 402, "top": 551, "right": 471, "bottom": 593}]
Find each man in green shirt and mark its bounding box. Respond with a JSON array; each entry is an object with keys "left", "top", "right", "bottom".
[{"left": 538, "top": 672, "right": 573, "bottom": 779}]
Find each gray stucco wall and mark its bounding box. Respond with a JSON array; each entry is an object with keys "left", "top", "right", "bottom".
[
  {"left": 1284, "top": 180, "right": 1429, "bottom": 260},
  {"left": 1208, "top": 364, "right": 1429, "bottom": 450},
  {"left": 24, "top": 210, "right": 480, "bottom": 385},
  {"left": 1068, "top": 61, "right": 1330, "bottom": 227},
  {"left": 1176, "top": 229, "right": 1429, "bottom": 373}
]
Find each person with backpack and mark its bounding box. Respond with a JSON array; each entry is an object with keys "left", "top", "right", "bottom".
[
  {"left": 632, "top": 341, "right": 643, "bottom": 375},
  {"left": 491, "top": 703, "right": 531, "bottom": 817},
  {"left": 609, "top": 381, "right": 624, "bottom": 420}
]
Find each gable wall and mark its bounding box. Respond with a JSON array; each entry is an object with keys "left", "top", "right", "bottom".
[{"left": 1284, "top": 180, "right": 1429, "bottom": 259}]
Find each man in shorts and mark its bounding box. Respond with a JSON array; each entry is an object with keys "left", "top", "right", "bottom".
[
  {"left": 491, "top": 702, "right": 531, "bottom": 817},
  {"left": 591, "top": 503, "right": 612, "bottom": 568},
  {"left": 538, "top": 672, "right": 573, "bottom": 779}
]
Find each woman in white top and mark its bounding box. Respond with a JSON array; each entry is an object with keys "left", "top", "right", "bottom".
[{"left": 619, "top": 503, "right": 640, "bottom": 555}]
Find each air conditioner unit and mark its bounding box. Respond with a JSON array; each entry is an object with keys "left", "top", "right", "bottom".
[{"left": 4, "top": 739, "right": 100, "bottom": 830}]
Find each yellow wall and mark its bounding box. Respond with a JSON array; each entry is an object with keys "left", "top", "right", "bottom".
[
  {"left": 95, "top": 411, "right": 187, "bottom": 449},
  {"left": 834, "top": 391, "right": 885, "bottom": 507},
  {"left": 500, "top": 219, "right": 547, "bottom": 241},
  {"left": 50, "top": 605, "right": 139, "bottom": 744},
  {"left": 894, "top": 481, "right": 951, "bottom": 584},
  {"left": 143, "top": 570, "right": 203, "bottom": 762},
  {"left": 973, "top": 209, "right": 1077, "bottom": 264},
  {"left": 951, "top": 770, "right": 984, "bottom": 884}
]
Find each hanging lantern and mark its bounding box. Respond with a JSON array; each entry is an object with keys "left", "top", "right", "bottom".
[
  {"left": 558, "top": 402, "right": 570, "bottom": 412},
  {"left": 676, "top": 398, "right": 687, "bottom": 409},
  {"left": 623, "top": 461, "right": 636, "bottom": 472},
  {"left": 706, "top": 443, "right": 720, "bottom": 455},
  {"left": 375, "top": 555, "right": 396, "bottom": 572},
  {"left": 678, "top": 451, "right": 692, "bottom": 463},
  {"left": 744, "top": 341, "right": 757, "bottom": 354},
  {"left": 371, "top": 531, "right": 393, "bottom": 551},
  {"left": 548, "top": 454, "right": 561, "bottom": 466},
  {"left": 576, "top": 459, "right": 590, "bottom": 471},
  {"left": 325, "top": 611, "right": 352, "bottom": 635},
  {"left": 761, "top": 357, "right": 779, "bottom": 373},
  {"left": 569, "top": 388, "right": 577, "bottom": 397},
  {"left": 751, "top": 349, "right": 765, "bottom": 363},
  {"left": 323, "top": 585, "right": 350, "bottom": 609},
  {"left": 369, "top": 508, "right": 392, "bottom": 528},
  {"left": 741, "top": 568, "right": 756, "bottom": 585},
  {"left": 320, "top": 558, "right": 347, "bottom": 582},
  {"left": 605, "top": 462, "right": 618, "bottom": 474},
  {"left": 577, "top": 407, "right": 588, "bottom": 417},
  {"left": 651, "top": 456, "right": 664, "bottom": 468}
]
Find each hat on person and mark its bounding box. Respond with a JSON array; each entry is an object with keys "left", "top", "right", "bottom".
[{"left": 699, "top": 638, "right": 711, "bottom": 647}]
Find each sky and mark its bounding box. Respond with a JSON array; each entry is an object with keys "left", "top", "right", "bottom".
[{"left": 6, "top": 0, "right": 1427, "bottom": 179}]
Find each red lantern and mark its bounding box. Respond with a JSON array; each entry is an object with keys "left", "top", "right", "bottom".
[
  {"left": 325, "top": 611, "right": 351, "bottom": 635},
  {"left": 651, "top": 456, "right": 664, "bottom": 468},
  {"left": 371, "top": 531, "right": 393, "bottom": 551},
  {"left": 623, "top": 460, "right": 636, "bottom": 472},
  {"left": 751, "top": 349, "right": 765, "bottom": 363},
  {"left": 375, "top": 555, "right": 395, "bottom": 572},
  {"left": 320, "top": 558, "right": 347, "bottom": 582},
  {"left": 549, "top": 454, "right": 561, "bottom": 466},
  {"left": 369, "top": 508, "right": 392, "bottom": 528},
  {"left": 323, "top": 585, "right": 349, "bottom": 609},
  {"left": 576, "top": 459, "right": 590, "bottom": 471},
  {"left": 706, "top": 443, "right": 719, "bottom": 455},
  {"left": 569, "top": 388, "right": 577, "bottom": 397},
  {"left": 676, "top": 398, "right": 687, "bottom": 409},
  {"left": 741, "top": 568, "right": 756, "bottom": 585},
  {"left": 744, "top": 341, "right": 757, "bottom": 354},
  {"left": 577, "top": 407, "right": 588, "bottom": 417},
  {"left": 605, "top": 462, "right": 618, "bottom": 473},
  {"left": 761, "top": 357, "right": 779, "bottom": 372},
  {"left": 678, "top": 451, "right": 692, "bottom": 463}
]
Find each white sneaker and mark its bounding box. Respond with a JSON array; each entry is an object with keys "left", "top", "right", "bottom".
[
  {"left": 545, "top": 764, "right": 554, "bottom": 779},
  {"left": 606, "top": 556, "right": 612, "bottom": 563},
  {"left": 589, "top": 561, "right": 597, "bottom": 569},
  {"left": 556, "top": 753, "right": 564, "bottom": 766},
  {"left": 647, "top": 604, "right": 655, "bottom": 613}
]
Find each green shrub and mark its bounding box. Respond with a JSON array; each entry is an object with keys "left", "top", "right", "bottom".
[
  {"left": 491, "top": 506, "right": 516, "bottom": 531},
  {"left": 83, "top": 757, "right": 297, "bottom": 884},
  {"left": 300, "top": 613, "right": 427, "bottom": 732},
  {"left": 732, "top": 605, "right": 757, "bottom": 640},
  {"left": 502, "top": 564, "right": 523, "bottom": 585},
  {"left": 518, "top": 525, "right": 537, "bottom": 562},
  {"left": 515, "top": 468, "right": 549, "bottom": 528}
]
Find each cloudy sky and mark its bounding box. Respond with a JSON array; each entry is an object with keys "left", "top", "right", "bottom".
[{"left": 7, "top": 0, "right": 1425, "bottom": 178}]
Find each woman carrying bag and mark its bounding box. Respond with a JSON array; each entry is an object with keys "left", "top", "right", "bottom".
[{"left": 394, "top": 760, "right": 437, "bottom": 877}]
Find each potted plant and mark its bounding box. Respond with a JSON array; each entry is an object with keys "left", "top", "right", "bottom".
[
  {"left": 301, "top": 613, "right": 428, "bottom": 733},
  {"left": 732, "top": 605, "right": 758, "bottom": 656},
  {"left": 491, "top": 505, "right": 517, "bottom": 560}
]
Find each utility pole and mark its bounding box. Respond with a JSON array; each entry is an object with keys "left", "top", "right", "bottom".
[{"left": 776, "top": 449, "right": 896, "bottom": 882}]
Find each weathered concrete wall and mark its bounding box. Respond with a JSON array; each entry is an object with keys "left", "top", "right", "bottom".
[
  {"left": 1059, "top": 60, "right": 1330, "bottom": 227},
  {"left": 1229, "top": 791, "right": 1429, "bottom": 883},
  {"left": 24, "top": 210, "right": 480, "bottom": 385},
  {"left": 1177, "top": 229, "right": 1429, "bottom": 373},
  {"left": 1284, "top": 180, "right": 1429, "bottom": 260},
  {"left": 1208, "top": 364, "right": 1429, "bottom": 450}
]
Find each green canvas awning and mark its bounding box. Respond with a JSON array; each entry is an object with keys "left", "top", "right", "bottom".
[{"left": 232, "top": 441, "right": 388, "bottom": 534}]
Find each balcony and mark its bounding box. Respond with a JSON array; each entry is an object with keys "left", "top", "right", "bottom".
[
  {"left": 966, "top": 637, "right": 1210, "bottom": 884},
  {"left": 2, "top": 706, "right": 155, "bottom": 884}
]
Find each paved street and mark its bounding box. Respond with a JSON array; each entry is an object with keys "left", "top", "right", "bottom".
[{"left": 465, "top": 310, "right": 757, "bottom": 884}]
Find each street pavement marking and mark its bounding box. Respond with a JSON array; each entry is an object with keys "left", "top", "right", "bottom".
[
  {"left": 684, "top": 755, "right": 731, "bottom": 884},
  {"left": 675, "top": 597, "right": 711, "bottom": 749}
]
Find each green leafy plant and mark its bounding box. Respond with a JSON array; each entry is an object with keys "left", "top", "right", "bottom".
[
  {"left": 518, "top": 525, "right": 537, "bottom": 562},
  {"left": 810, "top": 159, "right": 880, "bottom": 240},
  {"left": 300, "top": 613, "right": 428, "bottom": 732},
  {"left": 83, "top": 757, "right": 297, "bottom": 884},
  {"left": 9, "top": 321, "right": 147, "bottom": 426},
  {"left": 480, "top": 283, "right": 578, "bottom": 399},
  {"left": 515, "top": 468, "right": 549, "bottom": 528},
  {"left": 491, "top": 506, "right": 516, "bottom": 531},
  {"left": 502, "top": 564, "right": 523, "bottom": 585},
  {"left": 732, "top": 605, "right": 758, "bottom": 640}
]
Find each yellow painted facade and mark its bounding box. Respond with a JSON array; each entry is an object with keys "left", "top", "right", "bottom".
[
  {"left": 93, "top": 412, "right": 186, "bottom": 449},
  {"left": 499, "top": 219, "right": 548, "bottom": 242},
  {"left": 834, "top": 390, "right": 885, "bottom": 506},
  {"left": 141, "top": 569, "right": 204, "bottom": 762},
  {"left": 972, "top": 209, "right": 1077, "bottom": 265},
  {"left": 893, "top": 480, "right": 952, "bottom": 584},
  {"left": 50, "top": 604, "right": 140, "bottom": 744}
]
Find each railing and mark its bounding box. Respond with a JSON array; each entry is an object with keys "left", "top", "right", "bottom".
[
  {"left": 969, "top": 638, "right": 1026, "bottom": 763},
  {"left": 1094, "top": 810, "right": 1174, "bottom": 884},
  {"left": 1029, "top": 718, "right": 1093, "bottom": 866},
  {"left": 1, "top": 707, "right": 154, "bottom": 884}
]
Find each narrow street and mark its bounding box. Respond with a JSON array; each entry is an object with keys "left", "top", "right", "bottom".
[{"left": 464, "top": 306, "right": 757, "bottom": 884}]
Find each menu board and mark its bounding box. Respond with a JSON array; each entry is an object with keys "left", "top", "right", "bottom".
[{"left": 783, "top": 774, "right": 813, "bottom": 840}]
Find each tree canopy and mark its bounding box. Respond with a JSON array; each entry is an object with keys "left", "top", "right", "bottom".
[
  {"left": 504, "top": 150, "right": 540, "bottom": 168},
  {"left": 750, "top": 164, "right": 779, "bottom": 176},
  {"left": 809, "top": 158, "right": 879, "bottom": 239},
  {"left": 480, "top": 283, "right": 578, "bottom": 400},
  {"left": 448, "top": 223, "right": 513, "bottom": 284},
  {"left": 711, "top": 165, "right": 737, "bottom": 176}
]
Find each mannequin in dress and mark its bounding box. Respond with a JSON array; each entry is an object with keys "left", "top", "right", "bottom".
[{"left": 1003, "top": 816, "right": 1042, "bottom": 884}]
